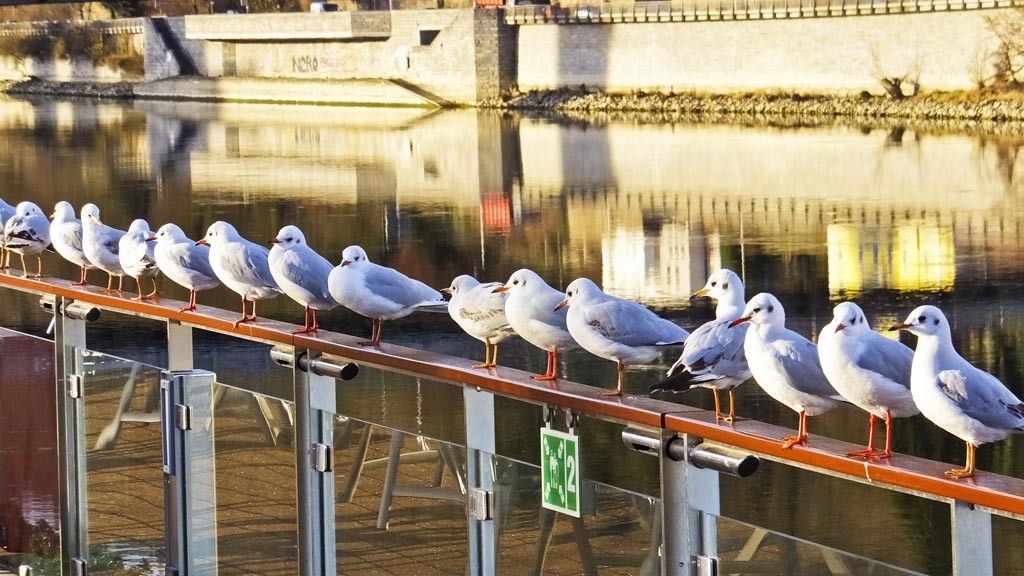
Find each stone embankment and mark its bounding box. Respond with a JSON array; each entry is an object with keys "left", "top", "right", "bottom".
[
  {"left": 483, "top": 89, "right": 1024, "bottom": 123},
  {"left": 1, "top": 79, "right": 135, "bottom": 99}
]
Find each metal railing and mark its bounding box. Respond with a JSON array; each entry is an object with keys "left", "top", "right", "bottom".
[
  {"left": 0, "top": 268, "right": 1022, "bottom": 575},
  {"left": 504, "top": 0, "right": 1023, "bottom": 24}
]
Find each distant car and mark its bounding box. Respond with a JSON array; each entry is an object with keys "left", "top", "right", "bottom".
[{"left": 310, "top": 1, "right": 339, "bottom": 11}]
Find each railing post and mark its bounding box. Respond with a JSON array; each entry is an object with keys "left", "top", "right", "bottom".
[
  {"left": 162, "top": 369, "right": 218, "bottom": 576},
  {"left": 293, "top": 348, "right": 337, "bottom": 576},
  {"left": 464, "top": 386, "right": 496, "bottom": 576},
  {"left": 54, "top": 296, "right": 88, "bottom": 574},
  {"left": 951, "top": 501, "right": 993, "bottom": 576},
  {"left": 660, "top": 431, "right": 720, "bottom": 575},
  {"left": 167, "top": 320, "right": 194, "bottom": 371}
]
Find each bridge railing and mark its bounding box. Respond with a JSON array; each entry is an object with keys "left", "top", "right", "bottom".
[
  {"left": 0, "top": 269, "right": 1021, "bottom": 576},
  {"left": 504, "top": 0, "right": 1023, "bottom": 24}
]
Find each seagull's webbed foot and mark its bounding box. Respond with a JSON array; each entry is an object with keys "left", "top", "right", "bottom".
[
  {"left": 600, "top": 389, "right": 623, "bottom": 397},
  {"left": 179, "top": 304, "right": 197, "bottom": 313},
  {"left": 532, "top": 374, "right": 557, "bottom": 381},
  {"left": 233, "top": 315, "right": 257, "bottom": 329},
  {"left": 781, "top": 435, "right": 807, "bottom": 450},
  {"left": 945, "top": 467, "right": 975, "bottom": 479}
]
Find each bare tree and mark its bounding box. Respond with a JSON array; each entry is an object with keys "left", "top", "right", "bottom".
[{"left": 871, "top": 47, "right": 922, "bottom": 100}]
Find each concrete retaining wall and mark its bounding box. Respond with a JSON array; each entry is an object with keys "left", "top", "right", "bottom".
[
  {"left": 516, "top": 10, "right": 1004, "bottom": 94},
  {"left": 143, "top": 9, "right": 515, "bottom": 104}
]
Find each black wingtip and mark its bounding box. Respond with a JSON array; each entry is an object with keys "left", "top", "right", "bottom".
[{"left": 649, "top": 370, "right": 697, "bottom": 393}]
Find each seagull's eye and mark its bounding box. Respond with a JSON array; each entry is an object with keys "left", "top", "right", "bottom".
[
  {"left": 711, "top": 281, "right": 717, "bottom": 287},
  {"left": 918, "top": 315, "right": 926, "bottom": 323},
  {"left": 513, "top": 280, "right": 519, "bottom": 285},
  {"left": 753, "top": 307, "right": 761, "bottom": 313}
]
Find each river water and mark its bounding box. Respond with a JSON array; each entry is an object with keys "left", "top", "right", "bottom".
[{"left": 1, "top": 97, "right": 1023, "bottom": 574}]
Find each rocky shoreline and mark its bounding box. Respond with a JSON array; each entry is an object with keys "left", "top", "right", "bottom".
[
  {"left": 1, "top": 79, "right": 136, "bottom": 99},
  {"left": 483, "top": 89, "right": 1024, "bottom": 124}
]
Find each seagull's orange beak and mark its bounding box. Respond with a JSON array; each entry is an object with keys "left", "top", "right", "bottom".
[
  {"left": 269, "top": 238, "right": 280, "bottom": 244},
  {"left": 341, "top": 259, "right": 351, "bottom": 267},
  {"left": 145, "top": 236, "right": 157, "bottom": 242},
  {"left": 440, "top": 287, "right": 452, "bottom": 295},
  {"left": 729, "top": 316, "right": 750, "bottom": 328},
  {"left": 492, "top": 286, "right": 509, "bottom": 293},
  {"left": 48, "top": 212, "right": 55, "bottom": 221},
  {"left": 554, "top": 299, "right": 568, "bottom": 311},
  {"left": 834, "top": 322, "right": 846, "bottom": 333},
  {"left": 692, "top": 288, "right": 710, "bottom": 298},
  {"left": 196, "top": 238, "right": 209, "bottom": 246},
  {"left": 889, "top": 323, "right": 910, "bottom": 332}
]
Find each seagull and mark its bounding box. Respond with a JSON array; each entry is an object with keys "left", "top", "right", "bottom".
[
  {"left": 150, "top": 223, "right": 219, "bottom": 313},
  {"left": 3, "top": 201, "right": 50, "bottom": 278},
  {"left": 819, "top": 302, "right": 917, "bottom": 460},
  {"left": 731, "top": 293, "right": 845, "bottom": 449},
  {"left": 81, "top": 203, "right": 126, "bottom": 292},
  {"left": 198, "top": 221, "right": 281, "bottom": 328},
  {"left": 268, "top": 225, "right": 337, "bottom": 334},
  {"left": 50, "top": 201, "right": 93, "bottom": 286},
  {"left": 327, "top": 245, "right": 446, "bottom": 347},
  {"left": 891, "top": 305, "right": 1024, "bottom": 478},
  {"left": 119, "top": 219, "right": 160, "bottom": 301},
  {"left": 556, "top": 278, "right": 688, "bottom": 396},
  {"left": 442, "top": 275, "right": 517, "bottom": 369},
  {"left": 494, "top": 268, "right": 577, "bottom": 380},
  {"left": 0, "top": 198, "right": 15, "bottom": 269},
  {"left": 650, "top": 269, "right": 750, "bottom": 422}
]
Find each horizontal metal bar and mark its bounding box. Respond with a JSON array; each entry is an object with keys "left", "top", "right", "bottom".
[{"left": 3, "top": 270, "right": 1024, "bottom": 517}]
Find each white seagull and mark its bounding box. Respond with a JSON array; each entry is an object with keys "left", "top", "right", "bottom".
[
  {"left": 556, "top": 278, "right": 688, "bottom": 396},
  {"left": 442, "top": 274, "right": 517, "bottom": 369},
  {"left": 818, "top": 302, "right": 917, "bottom": 460},
  {"left": 892, "top": 305, "right": 1024, "bottom": 478},
  {"left": 268, "top": 225, "right": 337, "bottom": 334},
  {"left": 3, "top": 201, "right": 50, "bottom": 278},
  {"left": 0, "top": 197, "right": 15, "bottom": 269},
  {"left": 494, "top": 268, "right": 577, "bottom": 380},
  {"left": 327, "top": 245, "right": 446, "bottom": 347},
  {"left": 50, "top": 201, "right": 93, "bottom": 286},
  {"left": 198, "top": 221, "right": 281, "bottom": 328},
  {"left": 731, "top": 293, "right": 845, "bottom": 449},
  {"left": 150, "top": 223, "right": 219, "bottom": 313},
  {"left": 119, "top": 219, "right": 160, "bottom": 301},
  {"left": 81, "top": 203, "right": 126, "bottom": 292},
  {"left": 651, "top": 269, "right": 750, "bottom": 422}
]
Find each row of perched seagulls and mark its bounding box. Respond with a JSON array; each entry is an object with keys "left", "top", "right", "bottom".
[{"left": 2, "top": 199, "right": 1022, "bottom": 479}]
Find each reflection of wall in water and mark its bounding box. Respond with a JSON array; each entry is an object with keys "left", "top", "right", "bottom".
[{"left": 521, "top": 120, "right": 1024, "bottom": 297}]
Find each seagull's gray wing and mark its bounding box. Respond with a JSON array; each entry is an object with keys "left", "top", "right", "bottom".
[
  {"left": 363, "top": 263, "right": 443, "bottom": 308},
  {"left": 178, "top": 243, "right": 217, "bottom": 279},
  {"left": 458, "top": 282, "right": 512, "bottom": 333},
  {"left": 582, "top": 298, "right": 687, "bottom": 347},
  {"left": 64, "top": 221, "right": 84, "bottom": 253},
  {"left": 852, "top": 332, "right": 913, "bottom": 389},
  {"left": 674, "top": 318, "right": 745, "bottom": 373},
  {"left": 772, "top": 332, "right": 844, "bottom": 400},
  {"left": 937, "top": 367, "right": 1024, "bottom": 431},
  {"left": 278, "top": 249, "right": 334, "bottom": 299},
  {"left": 222, "top": 242, "right": 279, "bottom": 289}
]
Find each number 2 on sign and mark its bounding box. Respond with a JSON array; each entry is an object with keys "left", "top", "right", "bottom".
[{"left": 566, "top": 455, "right": 577, "bottom": 493}]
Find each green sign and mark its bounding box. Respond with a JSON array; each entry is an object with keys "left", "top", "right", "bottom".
[{"left": 540, "top": 427, "right": 580, "bottom": 517}]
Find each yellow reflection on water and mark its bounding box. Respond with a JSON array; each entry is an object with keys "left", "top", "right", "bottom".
[{"left": 894, "top": 221, "right": 956, "bottom": 292}]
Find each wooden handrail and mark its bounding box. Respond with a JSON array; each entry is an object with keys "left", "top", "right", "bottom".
[{"left": 2, "top": 269, "right": 1023, "bottom": 517}]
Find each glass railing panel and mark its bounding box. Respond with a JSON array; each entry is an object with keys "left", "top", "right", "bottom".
[
  {"left": 712, "top": 514, "right": 927, "bottom": 576},
  {"left": 80, "top": 349, "right": 166, "bottom": 576},
  {"left": 208, "top": 382, "right": 298, "bottom": 576},
  {"left": 333, "top": 420, "right": 469, "bottom": 573},
  {"left": 0, "top": 328, "right": 60, "bottom": 575},
  {"left": 492, "top": 454, "right": 660, "bottom": 575},
  {"left": 332, "top": 366, "right": 469, "bottom": 575}
]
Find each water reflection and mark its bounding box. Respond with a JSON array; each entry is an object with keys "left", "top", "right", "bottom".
[{"left": 3, "top": 97, "right": 1024, "bottom": 574}]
